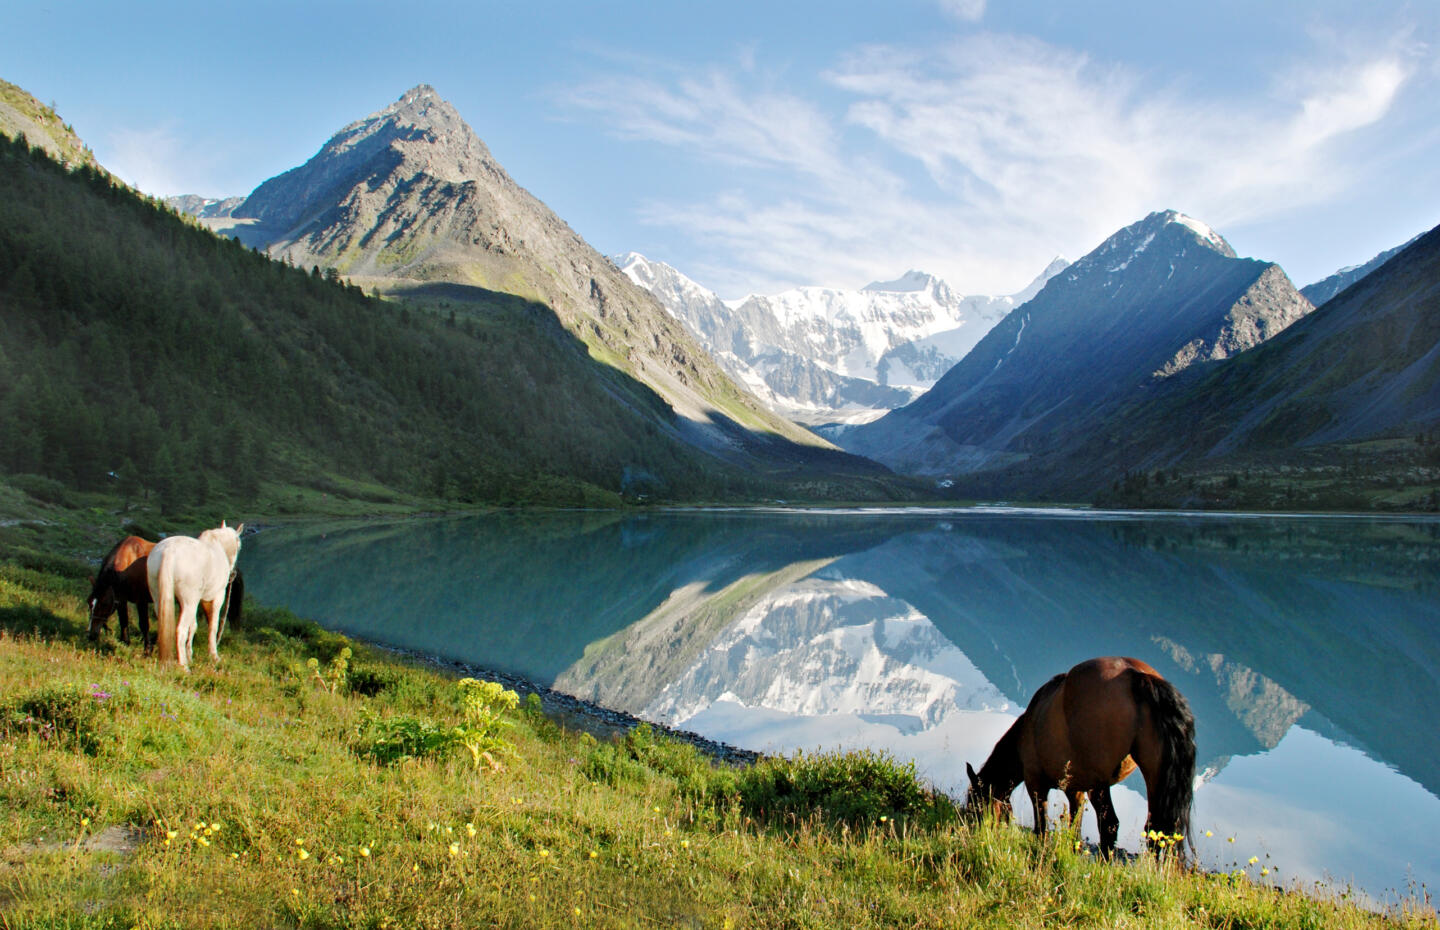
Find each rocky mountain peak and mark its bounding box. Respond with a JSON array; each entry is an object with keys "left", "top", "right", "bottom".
[
  {"left": 1072, "top": 210, "right": 1236, "bottom": 281},
  {"left": 863, "top": 270, "right": 939, "bottom": 293}
]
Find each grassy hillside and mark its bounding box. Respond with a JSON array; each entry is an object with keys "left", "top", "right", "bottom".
[
  {"left": 1, "top": 551, "right": 1429, "bottom": 929},
  {"left": 0, "top": 132, "right": 899, "bottom": 511},
  {"left": 0, "top": 79, "right": 96, "bottom": 170}
]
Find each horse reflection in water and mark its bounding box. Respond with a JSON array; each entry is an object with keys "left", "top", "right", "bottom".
[{"left": 966, "top": 656, "right": 1196, "bottom": 858}]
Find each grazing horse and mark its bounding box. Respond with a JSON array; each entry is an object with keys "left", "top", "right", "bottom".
[
  {"left": 86, "top": 535, "right": 155, "bottom": 642},
  {"left": 88, "top": 555, "right": 156, "bottom": 651},
  {"left": 147, "top": 522, "right": 243, "bottom": 669},
  {"left": 965, "top": 656, "right": 1195, "bottom": 858}
]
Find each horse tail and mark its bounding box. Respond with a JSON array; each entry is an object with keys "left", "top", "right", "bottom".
[
  {"left": 1132, "top": 670, "right": 1196, "bottom": 847},
  {"left": 153, "top": 548, "right": 179, "bottom": 664}
]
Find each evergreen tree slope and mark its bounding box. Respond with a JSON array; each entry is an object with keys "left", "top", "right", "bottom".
[{"left": 0, "top": 134, "right": 891, "bottom": 508}]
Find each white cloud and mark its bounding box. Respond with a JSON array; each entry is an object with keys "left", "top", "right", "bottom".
[
  {"left": 565, "top": 30, "right": 1423, "bottom": 296},
  {"left": 937, "top": 0, "right": 986, "bottom": 23},
  {"left": 101, "top": 123, "right": 210, "bottom": 197}
]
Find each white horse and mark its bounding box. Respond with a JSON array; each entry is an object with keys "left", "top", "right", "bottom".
[{"left": 147, "top": 522, "right": 243, "bottom": 669}]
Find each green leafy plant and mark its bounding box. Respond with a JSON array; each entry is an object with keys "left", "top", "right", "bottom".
[
  {"left": 306, "top": 647, "right": 351, "bottom": 693},
  {"left": 354, "top": 677, "right": 519, "bottom": 770},
  {"left": 453, "top": 677, "right": 519, "bottom": 771},
  {"left": 354, "top": 708, "right": 456, "bottom": 766}
]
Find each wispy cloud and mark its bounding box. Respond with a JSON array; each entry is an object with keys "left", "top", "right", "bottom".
[
  {"left": 937, "top": 0, "right": 986, "bottom": 23},
  {"left": 102, "top": 123, "right": 212, "bottom": 197},
  {"left": 564, "top": 29, "right": 1423, "bottom": 296}
]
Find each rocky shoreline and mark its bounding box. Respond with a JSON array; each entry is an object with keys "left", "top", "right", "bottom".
[{"left": 370, "top": 642, "right": 763, "bottom": 767}]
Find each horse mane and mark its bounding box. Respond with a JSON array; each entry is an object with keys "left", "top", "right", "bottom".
[{"left": 98, "top": 536, "right": 128, "bottom": 569}]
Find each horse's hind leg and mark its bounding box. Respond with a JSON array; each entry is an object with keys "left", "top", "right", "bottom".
[
  {"left": 1091, "top": 786, "right": 1120, "bottom": 858},
  {"left": 201, "top": 598, "right": 223, "bottom": 665},
  {"left": 175, "top": 598, "right": 197, "bottom": 670}
]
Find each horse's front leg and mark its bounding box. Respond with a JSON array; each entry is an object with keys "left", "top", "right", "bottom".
[
  {"left": 117, "top": 599, "right": 131, "bottom": 644},
  {"left": 139, "top": 601, "right": 153, "bottom": 654},
  {"left": 1091, "top": 786, "right": 1120, "bottom": 858}
]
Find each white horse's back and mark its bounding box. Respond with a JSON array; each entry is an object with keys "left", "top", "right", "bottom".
[{"left": 148, "top": 523, "right": 243, "bottom": 668}]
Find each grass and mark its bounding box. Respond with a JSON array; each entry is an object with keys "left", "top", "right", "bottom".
[{"left": 0, "top": 554, "right": 1434, "bottom": 929}]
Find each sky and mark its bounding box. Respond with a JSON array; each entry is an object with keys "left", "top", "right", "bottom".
[{"left": 3, "top": 0, "right": 1438, "bottom": 298}]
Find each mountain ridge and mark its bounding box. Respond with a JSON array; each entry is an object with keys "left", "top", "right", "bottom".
[
  {"left": 840, "top": 210, "right": 1315, "bottom": 482},
  {"left": 618, "top": 252, "right": 1068, "bottom": 426},
  {"left": 196, "top": 84, "right": 877, "bottom": 475}
]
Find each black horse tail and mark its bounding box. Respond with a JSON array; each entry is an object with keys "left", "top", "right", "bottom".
[{"left": 1132, "top": 671, "right": 1196, "bottom": 849}]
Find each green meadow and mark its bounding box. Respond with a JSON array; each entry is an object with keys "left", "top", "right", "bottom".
[{"left": 1, "top": 545, "right": 1433, "bottom": 929}]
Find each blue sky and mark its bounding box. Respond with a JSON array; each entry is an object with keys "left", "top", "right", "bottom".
[{"left": 3, "top": 0, "right": 1438, "bottom": 296}]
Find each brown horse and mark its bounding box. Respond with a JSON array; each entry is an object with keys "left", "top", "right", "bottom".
[
  {"left": 87, "top": 535, "right": 156, "bottom": 643},
  {"left": 88, "top": 555, "right": 156, "bottom": 651},
  {"left": 965, "top": 656, "right": 1195, "bottom": 858}
]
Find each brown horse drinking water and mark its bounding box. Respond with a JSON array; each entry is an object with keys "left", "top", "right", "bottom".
[
  {"left": 87, "top": 535, "right": 155, "bottom": 643},
  {"left": 965, "top": 656, "right": 1195, "bottom": 858}
]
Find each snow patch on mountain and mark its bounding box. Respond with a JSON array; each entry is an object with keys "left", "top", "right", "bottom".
[
  {"left": 644, "top": 574, "right": 1013, "bottom": 735},
  {"left": 618, "top": 253, "right": 1069, "bottom": 424}
]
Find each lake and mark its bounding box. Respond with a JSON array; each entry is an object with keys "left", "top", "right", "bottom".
[{"left": 242, "top": 507, "right": 1440, "bottom": 905}]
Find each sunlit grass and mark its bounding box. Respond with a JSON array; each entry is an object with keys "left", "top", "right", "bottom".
[{"left": 0, "top": 557, "right": 1432, "bottom": 929}]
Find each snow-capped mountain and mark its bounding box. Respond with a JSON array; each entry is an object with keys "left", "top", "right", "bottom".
[
  {"left": 616, "top": 253, "right": 1068, "bottom": 426},
  {"left": 842, "top": 210, "right": 1315, "bottom": 483}
]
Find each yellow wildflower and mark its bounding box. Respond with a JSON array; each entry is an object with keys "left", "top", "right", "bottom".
[{"left": 297, "top": 849, "right": 310, "bottom": 861}]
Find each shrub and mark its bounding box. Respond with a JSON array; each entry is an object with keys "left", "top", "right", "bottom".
[
  {"left": 733, "top": 749, "right": 957, "bottom": 830},
  {"left": 581, "top": 724, "right": 732, "bottom": 799},
  {"left": 354, "top": 677, "right": 519, "bottom": 769},
  {"left": 354, "top": 709, "right": 459, "bottom": 766}
]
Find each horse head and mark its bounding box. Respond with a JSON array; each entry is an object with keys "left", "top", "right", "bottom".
[
  {"left": 199, "top": 522, "right": 244, "bottom": 567},
  {"left": 86, "top": 573, "right": 117, "bottom": 640},
  {"left": 963, "top": 761, "right": 1015, "bottom": 824}
]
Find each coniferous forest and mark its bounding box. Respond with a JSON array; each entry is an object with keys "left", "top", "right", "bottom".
[{"left": 0, "top": 135, "right": 892, "bottom": 512}]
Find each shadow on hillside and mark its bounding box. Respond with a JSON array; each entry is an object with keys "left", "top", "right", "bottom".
[
  {"left": 0, "top": 603, "right": 105, "bottom": 650},
  {"left": 385, "top": 280, "right": 901, "bottom": 494}
]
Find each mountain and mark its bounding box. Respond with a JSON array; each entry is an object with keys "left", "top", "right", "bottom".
[
  {"left": 165, "top": 194, "right": 244, "bottom": 219},
  {"left": 194, "top": 85, "right": 845, "bottom": 468},
  {"left": 617, "top": 253, "right": 1068, "bottom": 426},
  {"left": 0, "top": 101, "right": 893, "bottom": 511},
  {"left": 0, "top": 79, "right": 97, "bottom": 170},
  {"left": 1084, "top": 220, "right": 1440, "bottom": 487},
  {"left": 1300, "top": 233, "right": 1423, "bottom": 307},
  {"left": 840, "top": 210, "right": 1314, "bottom": 484}
]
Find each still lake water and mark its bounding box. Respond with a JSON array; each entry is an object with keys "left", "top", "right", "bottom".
[{"left": 243, "top": 508, "right": 1440, "bottom": 904}]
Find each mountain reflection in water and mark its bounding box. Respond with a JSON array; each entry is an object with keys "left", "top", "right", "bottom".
[{"left": 245, "top": 509, "right": 1440, "bottom": 904}]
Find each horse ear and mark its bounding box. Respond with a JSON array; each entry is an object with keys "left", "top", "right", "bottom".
[
  {"left": 966, "top": 762, "right": 978, "bottom": 785},
  {"left": 236, "top": 523, "right": 244, "bottom": 534},
  {"left": 221, "top": 519, "right": 227, "bottom": 528}
]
